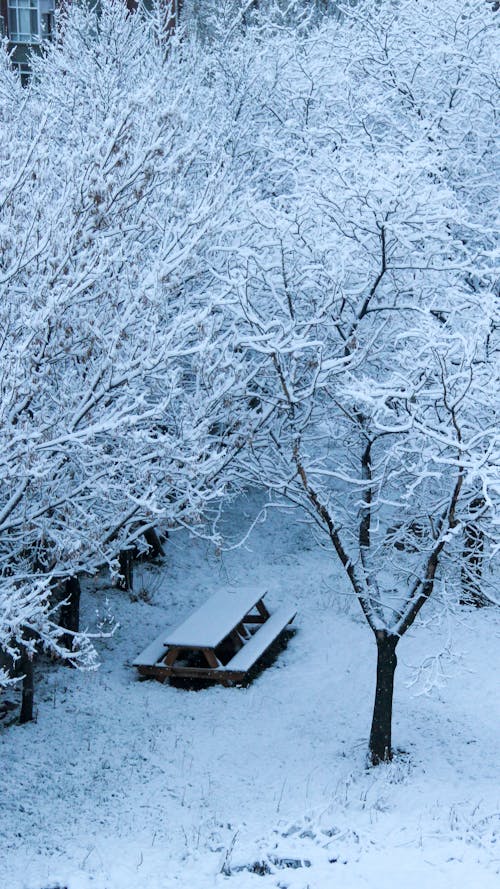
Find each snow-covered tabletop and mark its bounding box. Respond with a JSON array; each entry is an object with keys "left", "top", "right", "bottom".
[{"left": 163, "top": 588, "right": 268, "bottom": 649}]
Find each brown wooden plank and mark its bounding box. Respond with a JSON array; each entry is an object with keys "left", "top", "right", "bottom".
[
  {"left": 230, "top": 630, "right": 244, "bottom": 651},
  {"left": 256, "top": 599, "right": 271, "bottom": 619},
  {"left": 164, "top": 646, "right": 181, "bottom": 666},
  {"left": 202, "top": 648, "right": 220, "bottom": 668},
  {"left": 237, "top": 622, "right": 250, "bottom": 638},
  {"left": 137, "top": 663, "right": 246, "bottom": 683}
]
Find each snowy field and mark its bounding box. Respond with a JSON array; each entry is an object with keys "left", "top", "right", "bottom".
[{"left": 1, "top": 493, "right": 499, "bottom": 889}]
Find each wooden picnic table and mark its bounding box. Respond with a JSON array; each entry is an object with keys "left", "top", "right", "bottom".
[{"left": 133, "top": 588, "right": 296, "bottom": 685}]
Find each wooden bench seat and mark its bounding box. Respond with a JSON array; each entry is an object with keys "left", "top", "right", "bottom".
[
  {"left": 220, "top": 605, "right": 296, "bottom": 675},
  {"left": 132, "top": 630, "right": 171, "bottom": 668}
]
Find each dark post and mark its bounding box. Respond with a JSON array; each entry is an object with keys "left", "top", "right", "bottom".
[
  {"left": 144, "top": 527, "right": 165, "bottom": 559},
  {"left": 59, "top": 575, "right": 81, "bottom": 651},
  {"left": 118, "top": 549, "right": 134, "bottom": 591}
]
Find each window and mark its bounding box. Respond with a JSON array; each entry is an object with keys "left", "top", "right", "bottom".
[
  {"left": 7, "top": 0, "right": 54, "bottom": 44},
  {"left": 39, "top": 0, "right": 54, "bottom": 39}
]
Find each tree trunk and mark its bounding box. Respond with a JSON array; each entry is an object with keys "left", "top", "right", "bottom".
[
  {"left": 59, "top": 576, "right": 81, "bottom": 651},
  {"left": 165, "top": 0, "right": 183, "bottom": 35},
  {"left": 118, "top": 549, "right": 134, "bottom": 591},
  {"left": 144, "top": 527, "right": 165, "bottom": 559},
  {"left": 19, "top": 646, "right": 34, "bottom": 724},
  {"left": 369, "top": 631, "right": 398, "bottom": 765}
]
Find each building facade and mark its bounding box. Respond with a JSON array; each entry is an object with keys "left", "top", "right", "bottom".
[
  {"left": 0, "top": 1, "right": 181, "bottom": 78},
  {"left": 1, "top": 0, "right": 56, "bottom": 76}
]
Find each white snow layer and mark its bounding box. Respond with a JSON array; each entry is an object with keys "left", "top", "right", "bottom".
[{"left": 1, "top": 494, "right": 499, "bottom": 889}]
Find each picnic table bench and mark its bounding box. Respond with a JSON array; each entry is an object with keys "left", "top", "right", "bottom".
[{"left": 133, "top": 588, "right": 296, "bottom": 685}]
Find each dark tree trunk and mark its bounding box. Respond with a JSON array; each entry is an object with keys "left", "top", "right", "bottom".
[
  {"left": 19, "top": 646, "right": 34, "bottom": 724},
  {"left": 118, "top": 549, "right": 134, "bottom": 591},
  {"left": 369, "top": 631, "right": 399, "bottom": 765},
  {"left": 165, "top": 0, "right": 183, "bottom": 34},
  {"left": 59, "top": 576, "right": 81, "bottom": 651},
  {"left": 144, "top": 527, "right": 165, "bottom": 559}
]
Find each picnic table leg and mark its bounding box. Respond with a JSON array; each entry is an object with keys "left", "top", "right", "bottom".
[
  {"left": 237, "top": 622, "right": 249, "bottom": 639},
  {"left": 256, "top": 599, "right": 270, "bottom": 620},
  {"left": 230, "top": 630, "right": 244, "bottom": 652},
  {"left": 163, "top": 646, "right": 180, "bottom": 667},
  {"left": 202, "top": 649, "right": 220, "bottom": 669}
]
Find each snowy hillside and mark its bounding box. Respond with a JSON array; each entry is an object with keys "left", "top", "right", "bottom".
[{"left": 1, "top": 493, "right": 498, "bottom": 889}]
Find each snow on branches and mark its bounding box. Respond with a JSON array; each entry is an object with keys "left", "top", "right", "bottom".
[
  {"left": 0, "top": 1, "right": 250, "bottom": 683},
  {"left": 0, "top": 0, "right": 497, "bottom": 751},
  {"left": 215, "top": 0, "right": 499, "bottom": 759}
]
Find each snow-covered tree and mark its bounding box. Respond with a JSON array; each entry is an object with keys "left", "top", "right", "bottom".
[
  {"left": 224, "top": 0, "right": 499, "bottom": 762},
  {"left": 1, "top": 0, "right": 497, "bottom": 753},
  {"left": 0, "top": 1, "right": 251, "bottom": 698}
]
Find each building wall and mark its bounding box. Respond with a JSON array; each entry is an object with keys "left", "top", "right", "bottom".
[{"left": 0, "top": 0, "right": 8, "bottom": 34}]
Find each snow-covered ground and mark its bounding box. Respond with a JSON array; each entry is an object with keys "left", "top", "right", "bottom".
[{"left": 1, "top": 493, "right": 499, "bottom": 889}]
